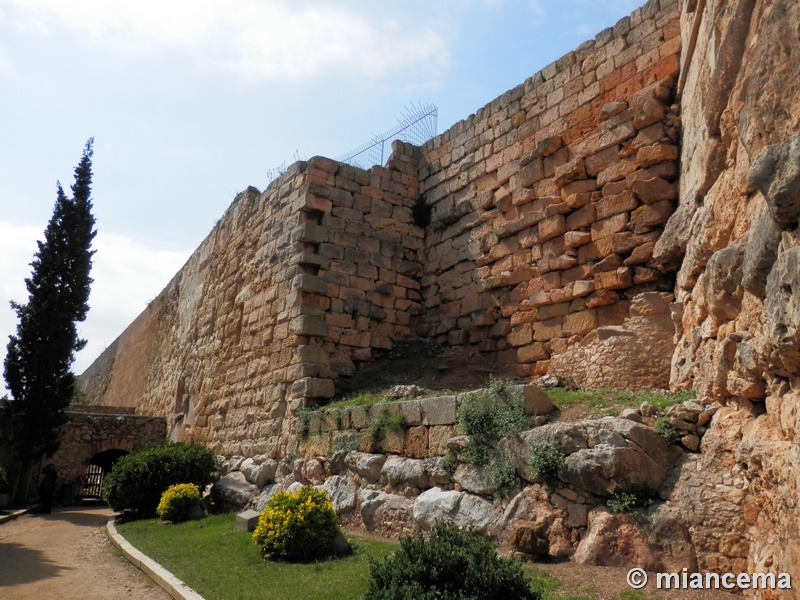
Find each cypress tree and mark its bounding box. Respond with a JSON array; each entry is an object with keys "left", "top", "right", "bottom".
[{"left": 4, "top": 139, "right": 97, "bottom": 464}]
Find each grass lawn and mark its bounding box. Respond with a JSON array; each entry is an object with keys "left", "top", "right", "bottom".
[
  {"left": 116, "top": 514, "right": 661, "bottom": 600},
  {"left": 116, "top": 513, "right": 397, "bottom": 600}
]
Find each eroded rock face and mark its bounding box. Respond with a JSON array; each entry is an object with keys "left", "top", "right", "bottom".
[{"left": 660, "top": 0, "right": 800, "bottom": 587}]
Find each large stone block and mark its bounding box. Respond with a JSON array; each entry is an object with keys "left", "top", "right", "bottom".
[
  {"left": 235, "top": 510, "right": 262, "bottom": 532},
  {"left": 421, "top": 395, "right": 457, "bottom": 426}
]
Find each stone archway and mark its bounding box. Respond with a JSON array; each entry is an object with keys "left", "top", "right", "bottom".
[
  {"left": 44, "top": 406, "right": 166, "bottom": 505},
  {"left": 81, "top": 449, "right": 128, "bottom": 500}
]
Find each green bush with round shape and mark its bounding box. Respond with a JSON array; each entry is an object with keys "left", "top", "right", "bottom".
[
  {"left": 365, "top": 519, "right": 539, "bottom": 599},
  {"left": 157, "top": 483, "right": 203, "bottom": 522},
  {"left": 102, "top": 442, "right": 218, "bottom": 517},
  {"left": 252, "top": 486, "right": 340, "bottom": 560}
]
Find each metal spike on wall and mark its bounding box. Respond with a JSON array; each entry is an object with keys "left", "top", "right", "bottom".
[{"left": 337, "top": 103, "right": 438, "bottom": 170}]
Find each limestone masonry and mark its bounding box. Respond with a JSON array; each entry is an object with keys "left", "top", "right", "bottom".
[{"left": 82, "top": 0, "right": 800, "bottom": 594}]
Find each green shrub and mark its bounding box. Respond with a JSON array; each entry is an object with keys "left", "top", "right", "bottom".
[
  {"left": 332, "top": 433, "right": 360, "bottom": 453},
  {"left": 528, "top": 442, "right": 564, "bottom": 484},
  {"left": 157, "top": 483, "right": 203, "bottom": 522},
  {"left": 252, "top": 486, "right": 340, "bottom": 560},
  {"left": 456, "top": 384, "right": 532, "bottom": 466},
  {"left": 297, "top": 408, "right": 311, "bottom": 441},
  {"left": 102, "top": 442, "right": 218, "bottom": 516},
  {"left": 490, "top": 452, "right": 519, "bottom": 497},
  {"left": 606, "top": 484, "right": 658, "bottom": 514},
  {"left": 365, "top": 520, "right": 539, "bottom": 599},
  {"left": 654, "top": 418, "right": 680, "bottom": 444},
  {"left": 439, "top": 452, "right": 457, "bottom": 474}
]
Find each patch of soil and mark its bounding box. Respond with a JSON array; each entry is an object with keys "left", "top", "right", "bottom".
[{"left": 334, "top": 339, "right": 521, "bottom": 397}]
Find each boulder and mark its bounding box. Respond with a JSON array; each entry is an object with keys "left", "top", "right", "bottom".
[
  {"left": 619, "top": 408, "right": 642, "bottom": 423},
  {"left": 359, "top": 489, "right": 415, "bottom": 534},
  {"left": 212, "top": 472, "right": 257, "bottom": 511},
  {"left": 413, "top": 487, "right": 498, "bottom": 531},
  {"left": 345, "top": 452, "right": 386, "bottom": 483},
  {"left": 240, "top": 458, "right": 278, "bottom": 487},
  {"left": 380, "top": 456, "right": 429, "bottom": 490},
  {"left": 748, "top": 131, "right": 800, "bottom": 225},
  {"left": 517, "top": 384, "right": 555, "bottom": 415},
  {"left": 304, "top": 458, "right": 326, "bottom": 484},
  {"left": 510, "top": 519, "right": 549, "bottom": 555},
  {"left": 453, "top": 463, "right": 494, "bottom": 495},
  {"left": 504, "top": 418, "right": 681, "bottom": 495},
  {"left": 320, "top": 475, "right": 358, "bottom": 514}
]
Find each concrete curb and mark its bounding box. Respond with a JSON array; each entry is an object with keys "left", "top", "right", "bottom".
[
  {"left": 106, "top": 519, "right": 206, "bottom": 600},
  {"left": 0, "top": 505, "right": 39, "bottom": 525}
]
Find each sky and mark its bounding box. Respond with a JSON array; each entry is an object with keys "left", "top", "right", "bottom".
[{"left": 0, "top": 0, "right": 644, "bottom": 393}]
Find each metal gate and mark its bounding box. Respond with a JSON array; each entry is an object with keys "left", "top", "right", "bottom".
[{"left": 82, "top": 464, "right": 104, "bottom": 499}]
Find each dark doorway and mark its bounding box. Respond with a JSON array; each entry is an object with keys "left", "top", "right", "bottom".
[{"left": 82, "top": 449, "right": 128, "bottom": 501}]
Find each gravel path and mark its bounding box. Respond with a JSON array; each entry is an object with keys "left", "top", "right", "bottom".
[{"left": 0, "top": 506, "right": 170, "bottom": 600}]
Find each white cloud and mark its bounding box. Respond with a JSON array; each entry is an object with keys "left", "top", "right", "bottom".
[
  {"left": 0, "top": 222, "right": 190, "bottom": 393},
  {"left": 0, "top": 0, "right": 449, "bottom": 83}
]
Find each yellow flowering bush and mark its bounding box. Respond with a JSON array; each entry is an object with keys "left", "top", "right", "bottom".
[
  {"left": 156, "top": 483, "right": 202, "bottom": 522},
  {"left": 252, "top": 486, "right": 339, "bottom": 560}
]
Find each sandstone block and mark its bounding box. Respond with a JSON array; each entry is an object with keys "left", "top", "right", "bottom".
[
  {"left": 631, "top": 176, "right": 677, "bottom": 203},
  {"left": 585, "top": 146, "right": 621, "bottom": 177},
  {"left": 553, "top": 158, "right": 587, "bottom": 188},
  {"left": 404, "top": 426, "right": 428, "bottom": 458},
  {"left": 563, "top": 309, "right": 598, "bottom": 336},
  {"left": 564, "top": 231, "right": 592, "bottom": 249},
  {"left": 428, "top": 425, "right": 456, "bottom": 455},
  {"left": 421, "top": 395, "right": 457, "bottom": 426},
  {"left": 235, "top": 510, "right": 261, "bottom": 532},
  {"left": 508, "top": 323, "right": 534, "bottom": 347},
  {"left": 595, "top": 190, "right": 638, "bottom": 220},
  {"left": 632, "top": 97, "right": 665, "bottom": 129},
  {"left": 517, "top": 342, "right": 549, "bottom": 363},
  {"left": 566, "top": 203, "right": 596, "bottom": 230},
  {"left": 291, "top": 377, "right": 335, "bottom": 399},
  {"left": 591, "top": 213, "right": 629, "bottom": 240},
  {"left": 636, "top": 143, "right": 678, "bottom": 167},
  {"left": 538, "top": 214, "right": 566, "bottom": 242},
  {"left": 597, "top": 159, "right": 638, "bottom": 187},
  {"left": 533, "top": 316, "right": 563, "bottom": 342},
  {"left": 630, "top": 200, "right": 673, "bottom": 229},
  {"left": 594, "top": 267, "right": 633, "bottom": 290}
]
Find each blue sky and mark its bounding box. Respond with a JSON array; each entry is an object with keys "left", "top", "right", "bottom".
[{"left": 0, "top": 0, "right": 643, "bottom": 387}]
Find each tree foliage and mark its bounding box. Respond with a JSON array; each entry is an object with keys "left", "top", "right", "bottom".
[{"left": 3, "top": 139, "right": 97, "bottom": 461}]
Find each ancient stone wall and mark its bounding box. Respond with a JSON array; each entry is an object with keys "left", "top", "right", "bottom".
[
  {"left": 291, "top": 144, "right": 425, "bottom": 389},
  {"left": 83, "top": 149, "right": 427, "bottom": 458},
  {"left": 415, "top": 0, "right": 682, "bottom": 385}
]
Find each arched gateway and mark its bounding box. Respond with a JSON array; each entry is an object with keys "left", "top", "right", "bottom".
[{"left": 45, "top": 406, "right": 166, "bottom": 504}]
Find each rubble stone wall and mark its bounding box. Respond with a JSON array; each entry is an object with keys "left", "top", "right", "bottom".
[{"left": 416, "top": 0, "right": 682, "bottom": 384}]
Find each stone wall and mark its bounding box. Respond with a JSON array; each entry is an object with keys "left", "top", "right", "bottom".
[
  {"left": 290, "top": 144, "right": 424, "bottom": 388},
  {"left": 415, "top": 0, "right": 682, "bottom": 385},
  {"left": 82, "top": 149, "right": 427, "bottom": 458}
]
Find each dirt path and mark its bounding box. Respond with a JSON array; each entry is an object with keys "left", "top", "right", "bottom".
[{"left": 0, "top": 506, "right": 169, "bottom": 600}]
